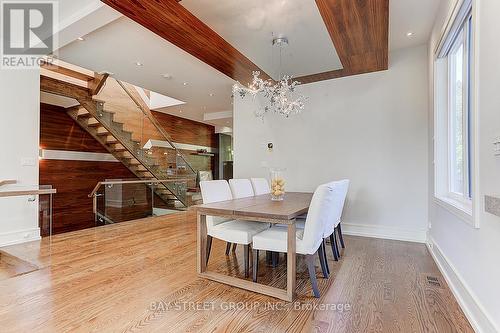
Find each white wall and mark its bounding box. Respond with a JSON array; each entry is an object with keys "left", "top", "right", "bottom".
[
  {"left": 427, "top": 0, "right": 500, "bottom": 332},
  {"left": 0, "top": 70, "right": 41, "bottom": 247},
  {"left": 234, "top": 45, "right": 429, "bottom": 243}
]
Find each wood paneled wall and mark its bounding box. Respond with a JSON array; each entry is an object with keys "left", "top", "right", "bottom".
[
  {"left": 39, "top": 104, "right": 219, "bottom": 235},
  {"left": 152, "top": 111, "right": 218, "bottom": 148},
  {"left": 40, "top": 160, "right": 139, "bottom": 235},
  {"left": 40, "top": 103, "right": 107, "bottom": 153},
  {"left": 152, "top": 111, "right": 218, "bottom": 174},
  {"left": 40, "top": 104, "right": 140, "bottom": 235}
]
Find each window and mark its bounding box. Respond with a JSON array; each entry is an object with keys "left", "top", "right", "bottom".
[
  {"left": 434, "top": 0, "right": 474, "bottom": 218},
  {"left": 448, "top": 15, "right": 472, "bottom": 200}
]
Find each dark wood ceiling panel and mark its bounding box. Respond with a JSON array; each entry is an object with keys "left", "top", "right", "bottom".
[
  {"left": 100, "top": 0, "right": 388, "bottom": 84},
  {"left": 297, "top": 0, "right": 389, "bottom": 83},
  {"left": 101, "top": 0, "right": 271, "bottom": 83}
]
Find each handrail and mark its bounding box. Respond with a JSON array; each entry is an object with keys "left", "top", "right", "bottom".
[
  {"left": 0, "top": 185, "right": 56, "bottom": 198},
  {"left": 0, "top": 180, "right": 16, "bottom": 187},
  {"left": 115, "top": 80, "right": 197, "bottom": 174},
  {"left": 88, "top": 179, "right": 190, "bottom": 198}
]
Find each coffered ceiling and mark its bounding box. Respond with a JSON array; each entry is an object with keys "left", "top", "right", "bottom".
[
  {"left": 55, "top": 0, "right": 441, "bottom": 127},
  {"left": 101, "top": 0, "right": 389, "bottom": 84},
  {"left": 179, "top": 0, "right": 343, "bottom": 81}
]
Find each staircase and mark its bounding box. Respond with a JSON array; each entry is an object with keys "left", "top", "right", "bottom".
[{"left": 40, "top": 60, "right": 199, "bottom": 210}]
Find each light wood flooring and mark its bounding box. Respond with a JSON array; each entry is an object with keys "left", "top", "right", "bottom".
[{"left": 0, "top": 212, "right": 473, "bottom": 332}]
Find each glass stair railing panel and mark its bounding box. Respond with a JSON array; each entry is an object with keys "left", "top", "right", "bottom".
[
  {"left": 92, "top": 78, "right": 198, "bottom": 207},
  {"left": 91, "top": 179, "right": 192, "bottom": 225}
]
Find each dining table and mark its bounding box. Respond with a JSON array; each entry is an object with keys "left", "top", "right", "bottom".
[{"left": 191, "top": 192, "right": 313, "bottom": 302}]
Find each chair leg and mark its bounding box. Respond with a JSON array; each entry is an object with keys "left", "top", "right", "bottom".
[
  {"left": 322, "top": 239, "right": 330, "bottom": 275},
  {"left": 330, "top": 233, "right": 339, "bottom": 261},
  {"left": 272, "top": 252, "right": 279, "bottom": 268},
  {"left": 244, "top": 245, "right": 249, "bottom": 278},
  {"left": 266, "top": 251, "right": 272, "bottom": 264},
  {"left": 206, "top": 236, "right": 213, "bottom": 265},
  {"left": 334, "top": 229, "right": 341, "bottom": 259},
  {"left": 305, "top": 254, "right": 320, "bottom": 298},
  {"left": 338, "top": 223, "right": 345, "bottom": 249},
  {"left": 253, "top": 249, "right": 259, "bottom": 282},
  {"left": 232, "top": 243, "right": 237, "bottom": 252},
  {"left": 225, "top": 242, "right": 232, "bottom": 255},
  {"left": 318, "top": 243, "right": 329, "bottom": 279}
]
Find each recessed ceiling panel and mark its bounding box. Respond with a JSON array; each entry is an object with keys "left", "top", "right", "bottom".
[
  {"left": 180, "top": 0, "right": 343, "bottom": 81},
  {"left": 58, "top": 18, "right": 234, "bottom": 126}
]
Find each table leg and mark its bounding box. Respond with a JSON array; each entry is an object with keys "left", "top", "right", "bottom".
[
  {"left": 287, "top": 220, "right": 297, "bottom": 301},
  {"left": 197, "top": 213, "right": 208, "bottom": 274},
  {"left": 49, "top": 193, "right": 53, "bottom": 237}
]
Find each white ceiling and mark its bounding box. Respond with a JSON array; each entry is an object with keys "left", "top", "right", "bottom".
[
  {"left": 180, "top": 0, "right": 343, "bottom": 80},
  {"left": 57, "top": 0, "right": 100, "bottom": 22},
  {"left": 389, "top": 0, "right": 442, "bottom": 51},
  {"left": 55, "top": 0, "right": 442, "bottom": 129}
]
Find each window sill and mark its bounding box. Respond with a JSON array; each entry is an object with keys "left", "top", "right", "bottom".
[{"left": 433, "top": 195, "right": 474, "bottom": 227}]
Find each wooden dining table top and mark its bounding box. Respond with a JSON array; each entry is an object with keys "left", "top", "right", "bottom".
[{"left": 190, "top": 192, "right": 313, "bottom": 221}]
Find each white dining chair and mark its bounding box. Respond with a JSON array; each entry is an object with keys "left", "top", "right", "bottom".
[
  {"left": 250, "top": 178, "right": 270, "bottom": 195},
  {"left": 252, "top": 183, "right": 336, "bottom": 298},
  {"left": 226, "top": 178, "right": 257, "bottom": 254},
  {"left": 200, "top": 180, "right": 269, "bottom": 277},
  {"left": 295, "top": 180, "right": 349, "bottom": 264},
  {"left": 323, "top": 179, "right": 349, "bottom": 263},
  {"left": 229, "top": 179, "right": 255, "bottom": 199}
]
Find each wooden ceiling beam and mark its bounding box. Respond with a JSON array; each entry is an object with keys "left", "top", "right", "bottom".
[
  {"left": 40, "top": 75, "right": 91, "bottom": 100},
  {"left": 100, "top": 0, "right": 271, "bottom": 84},
  {"left": 296, "top": 0, "right": 389, "bottom": 84}
]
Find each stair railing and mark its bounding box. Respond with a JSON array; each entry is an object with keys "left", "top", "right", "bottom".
[
  {"left": 115, "top": 80, "right": 197, "bottom": 175},
  {"left": 85, "top": 78, "right": 197, "bottom": 207},
  {"left": 90, "top": 179, "right": 190, "bottom": 224}
]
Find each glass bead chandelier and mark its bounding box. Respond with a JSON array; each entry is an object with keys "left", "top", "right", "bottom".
[{"left": 232, "top": 37, "right": 308, "bottom": 118}]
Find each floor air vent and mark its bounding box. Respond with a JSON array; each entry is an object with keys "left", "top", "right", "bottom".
[{"left": 426, "top": 275, "right": 442, "bottom": 288}]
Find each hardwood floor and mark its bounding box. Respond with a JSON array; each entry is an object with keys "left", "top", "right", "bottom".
[{"left": 0, "top": 213, "right": 473, "bottom": 332}]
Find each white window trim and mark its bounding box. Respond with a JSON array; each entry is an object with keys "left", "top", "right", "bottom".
[{"left": 433, "top": 0, "right": 480, "bottom": 228}]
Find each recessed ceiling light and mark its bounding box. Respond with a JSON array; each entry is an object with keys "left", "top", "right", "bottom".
[
  {"left": 183, "top": 82, "right": 188, "bottom": 86},
  {"left": 406, "top": 32, "right": 414, "bottom": 37},
  {"left": 161, "top": 73, "right": 172, "bottom": 79},
  {"left": 135, "top": 61, "right": 144, "bottom": 66},
  {"left": 77, "top": 37, "right": 85, "bottom": 41},
  {"left": 209, "top": 93, "right": 215, "bottom": 97}
]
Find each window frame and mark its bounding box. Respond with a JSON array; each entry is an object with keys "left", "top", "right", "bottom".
[{"left": 433, "top": 1, "right": 478, "bottom": 228}]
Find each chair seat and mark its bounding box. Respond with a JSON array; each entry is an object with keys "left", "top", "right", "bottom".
[
  {"left": 209, "top": 220, "right": 270, "bottom": 245},
  {"left": 323, "top": 218, "right": 341, "bottom": 236},
  {"left": 252, "top": 226, "right": 319, "bottom": 255},
  {"left": 295, "top": 219, "right": 306, "bottom": 229}
]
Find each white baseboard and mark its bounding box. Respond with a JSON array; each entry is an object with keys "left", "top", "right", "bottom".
[
  {"left": 427, "top": 237, "right": 499, "bottom": 333},
  {"left": 341, "top": 222, "right": 427, "bottom": 243},
  {"left": 0, "top": 228, "right": 41, "bottom": 248}
]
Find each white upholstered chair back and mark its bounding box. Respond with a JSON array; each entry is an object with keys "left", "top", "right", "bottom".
[
  {"left": 229, "top": 179, "right": 255, "bottom": 199},
  {"left": 301, "top": 184, "right": 337, "bottom": 255},
  {"left": 200, "top": 180, "right": 233, "bottom": 233},
  {"left": 322, "top": 179, "right": 350, "bottom": 237},
  {"left": 250, "top": 178, "right": 270, "bottom": 195}
]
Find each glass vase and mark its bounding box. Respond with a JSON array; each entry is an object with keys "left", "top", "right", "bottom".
[{"left": 270, "top": 168, "right": 286, "bottom": 201}]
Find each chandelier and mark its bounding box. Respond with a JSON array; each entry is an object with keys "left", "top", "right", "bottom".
[{"left": 232, "top": 37, "right": 308, "bottom": 118}]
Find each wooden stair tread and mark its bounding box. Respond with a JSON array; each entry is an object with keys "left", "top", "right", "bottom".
[
  {"left": 97, "top": 130, "right": 110, "bottom": 136},
  {"left": 87, "top": 119, "right": 101, "bottom": 127}
]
